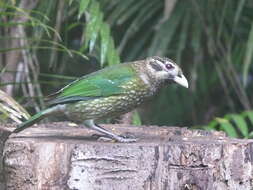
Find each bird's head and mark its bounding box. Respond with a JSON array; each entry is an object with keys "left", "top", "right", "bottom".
[{"left": 145, "top": 56, "right": 188, "bottom": 88}]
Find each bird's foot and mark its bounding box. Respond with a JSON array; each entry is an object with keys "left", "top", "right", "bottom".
[
  {"left": 120, "top": 132, "right": 136, "bottom": 139},
  {"left": 92, "top": 134, "right": 137, "bottom": 143},
  {"left": 85, "top": 120, "right": 138, "bottom": 143},
  {"left": 115, "top": 135, "right": 138, "bottom": 143},
  {"left": 91, "top": 134, "right": 113, "bottom": 142}
]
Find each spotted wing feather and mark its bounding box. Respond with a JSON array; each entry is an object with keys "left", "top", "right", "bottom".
[{"left": 47, "top": 63, "right": 137, "bottom": 105}]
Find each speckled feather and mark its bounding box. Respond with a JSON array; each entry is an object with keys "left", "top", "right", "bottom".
[
  {"left": 13, "top": 56, "right": 187, "bottom": 135},
  {"left": 55, "top": 60, "right": 160, "bottom": 122},
  {"left": 64, "top": 77, "right": 151, "bottom": 122}
]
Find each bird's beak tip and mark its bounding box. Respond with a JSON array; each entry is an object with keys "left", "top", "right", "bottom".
[{"left": 173, "top": 74, "right": 189, "bottom": 88}]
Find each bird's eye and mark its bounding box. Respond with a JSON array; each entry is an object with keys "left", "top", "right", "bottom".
[{"left": 165, "top": 64, "right": 174, "bottom": 70}]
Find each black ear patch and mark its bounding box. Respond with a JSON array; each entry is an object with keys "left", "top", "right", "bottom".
[{"left": 150, "top": 62, "right": 163, "bottom": 71}]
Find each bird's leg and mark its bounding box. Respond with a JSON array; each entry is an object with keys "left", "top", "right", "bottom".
[{"left": 84, "top": 120, "right": 137, "bottom": 143}]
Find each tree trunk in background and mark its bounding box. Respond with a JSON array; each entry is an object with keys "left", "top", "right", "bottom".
[
  {"left": 1, "top": 123, "right": 253, "bottom": 190},
  {"left": 0, "top": 0, "right": 38, "bottom": 96}
]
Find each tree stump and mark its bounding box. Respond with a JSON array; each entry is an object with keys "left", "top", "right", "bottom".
[{"left": 1, "top": 122, "right": 253, "bottom": 190}]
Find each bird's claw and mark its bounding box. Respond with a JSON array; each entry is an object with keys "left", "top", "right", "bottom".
[
  {"left": 116, "top": 135, "right": 138, "bottom": 143},
  {"left": 92, "top": 134, "right": 138, "bottom": 143},
  {"left": 120, "top": 132, "right": 136, "bottom": 139}
]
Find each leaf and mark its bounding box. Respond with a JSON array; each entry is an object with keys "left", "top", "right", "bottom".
[
  {"left": 116, "top": 0, "right": 146, "bottom": 25},
  {"left": 176, "top": 11, "right": 190, "bottom": 64},
  {"left": 0, "top": 90, "right": 30, "bottom": 123},
  {"left": 100, "top": 23, "right": 110, "bottom": 66},
  {"left": 249, "top": 131, "right": 253, "bottom": 139},
  {"left": 148, "top": 0, "right": 185, "bottom": 55},
  {"left": 39, "top": 73, "right": 76, "bottom": 80},
  {"left": 132, "top": 110, "right": 142, "bottom": 126},
  {"left": 106, "top": 0, "right": 136, "bottom": 24},
  {"left": 83, "top": 1, "right": 100, "bottom": 51},
  {"left": 127, "top": 29, "right": 152, "bottom": 60},
  {"left": 191, "top": 18, "right": 201, "bottom": 52},
  {"left": 208, "top": 120, "right": 218, "bottom": 129},
  {"left": 107, "top": 38, "right": 120, "bottom": 66},
  {"left": 89, "top": 10, "right": 103, "bottom": 52},
  {"left": 202, "top": 125, "right": 215, "bottom": 131},
  {"left": 215, "top": 117, "right": 238, "bottom": 138},
  {"left": 242, "top": 111, "right": 253, "bottom": 126},
  {"left": 69, "top": 0, "right": 74, "bottom": 6},
  {"left": 78, "top": 0, "right": 90, "bottom": 19},
  {"left": 233, "top": 0, "right": 247, "bottom": 27},
  {"left": 225, "top": 113, "right": 248, "bottom": 138},
  {"left": 66, "top": 22, "right": 83, "bottom": 32},
  {"left": 242, "top": 22, "right": 253, "bottom": 87},
  {"left": 78, "top": 0, "right": 120, "bottom": 66},
  {"left": 117, "top": 0, "right": 159, "bottom": 54}
]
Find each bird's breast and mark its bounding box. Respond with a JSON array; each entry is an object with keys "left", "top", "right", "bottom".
[{"left": 64, "top": 78, "right": 154, "bottom": 122}]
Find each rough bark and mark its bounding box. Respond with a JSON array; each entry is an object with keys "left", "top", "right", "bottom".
[
  {"left": 1, "top": 122, "right": 253, "bottom": 190},
  {"left": 0, "top": 125, "right": 11, "bottom": 190}
]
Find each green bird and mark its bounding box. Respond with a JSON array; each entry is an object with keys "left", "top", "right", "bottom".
[{"left": 13, "top": 56, "right": 188, "bottom": 142}]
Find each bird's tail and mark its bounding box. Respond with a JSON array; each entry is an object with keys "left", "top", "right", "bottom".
[{"left": 13, "top": 105, "right": 63, "bottom": 133}]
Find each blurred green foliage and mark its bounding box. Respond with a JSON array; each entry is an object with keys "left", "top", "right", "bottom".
[
  {"left": 0, "top": 89, "right": 30, "bottom": 123},
  {"left": 201, "top": 111, "right": 253, "bottom": 138},
  {"left": 0, "top": 0, "right": 253, "bottom": 137}
]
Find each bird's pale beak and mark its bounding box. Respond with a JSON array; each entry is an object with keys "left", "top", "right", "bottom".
[{"left": 173, "top": 74, "right": 189, "bottom": 88}]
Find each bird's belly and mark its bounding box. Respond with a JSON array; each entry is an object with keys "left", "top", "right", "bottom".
[{"left": 64, "top": 93, "right": 149, "bottom": 122}]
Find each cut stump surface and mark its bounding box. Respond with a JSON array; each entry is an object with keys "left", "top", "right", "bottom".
[{"left": 1, "top": 122, "right": 253, "bottom": 190}]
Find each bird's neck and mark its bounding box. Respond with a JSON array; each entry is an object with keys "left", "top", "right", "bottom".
[{"left": 133, "top": 61, "right": 163, "bottom": 95}]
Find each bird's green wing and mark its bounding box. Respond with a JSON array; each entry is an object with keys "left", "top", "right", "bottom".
[{"left": 48, "top": 63, "right": 137, "bottom": 105}]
